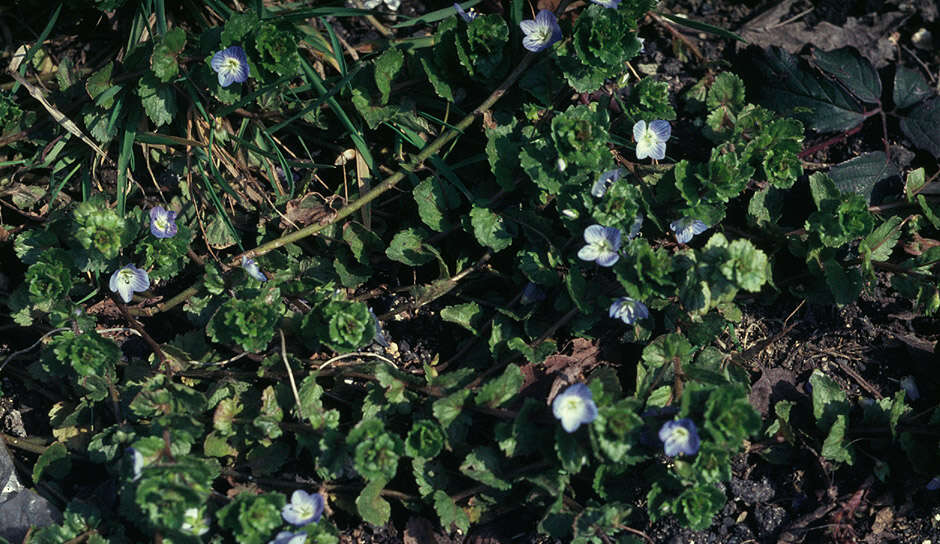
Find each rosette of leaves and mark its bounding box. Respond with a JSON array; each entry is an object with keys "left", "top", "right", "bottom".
[
  {"left": 72, "top": 197, "right": 135, "bottom": 270},
  {"left": 136, "top": 223, "right": 192, "bottom": 282},
  {"left": 551, "top": 104, "right": 610, "bottom": 177},
  {"left": 129, "top": 455, "right": 219, "bottom": 535},
  {"left": 39, "top": 330, "right": 121, "bottom": 401},
  {"left": 347, "top": 418, "right": 404, "bottom": 482},
  {"left": 301, "top": 299, "right": 376, "bottom": 353},
  {"left": 24, "top": 248, "right": 74, "bottom": 312},
  {"left": 207, "top": 290, "right": 284, "bottom": 353},
  {"left": 216, "top": 492, "right": 285, "bottom": 544},
  {"left": 405, "top": 419, "right": 446, "bottom": 459}
]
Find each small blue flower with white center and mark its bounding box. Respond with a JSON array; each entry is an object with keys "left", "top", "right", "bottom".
[
  {"left": 609, "top": 297, "right": 649, "bottom": 325},
  {"left": 241, "top": 256, "right": 268, "bottom": 282},
  {"left": 669, "top": 217, "right": 708, "bottom": 244},
  {"left": 110, "top": 264, "right": 150, "bottom": 303},
  {"left": 590, "top": 0, "right": 621, "bottom": 7},
  {"left": 658, "top": 418, "right": 701, "bottom": 457},
  {"left": 592, "top": 168, "right": 623, "bottom": 198},
  {"left": 181, "top": 507, "right": 210, "bottom": 536},
  {"left": 282, "top": 490, "right": 324, "bottom": 526},
  {"left": 269, "top": 531, "right": 307, "bottom": 544},
  {"left": 552, "top": 383, "right": 598, "bottom": 433},
  {"left": 577, "top": 224, "right": 621, "bottom": 267},
  {"left": 149, "top": 206, "right": 178, "bottom": 239},
  {"left": 520, "top": 10, "right": 562, "bottom": 52},
  {"left": 454, "top": 2, "right": 478, "bottom": 22},
  {"left": 633, "top": 119, "right": 671, "bottom": 160},
  {"left": 211, "top": 45, "right": 250, "bottom": 87}
]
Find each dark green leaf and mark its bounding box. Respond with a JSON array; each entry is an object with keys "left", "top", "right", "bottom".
[
  {"left": 433, "top": 490, "right": 470, "bottom": 532},
  {"left": 459, "top": 446, "right": 511, "bottom": 490},
  {"left": 475, "top": 364, "right": 523, "bottom": 408},
  {"left": 440, "top": 302, "right": 482, "bottom": 334},
  {"left": 469, "top": 206, "right": 513, "bottom": 251},
  {"left": 356, "top": 478, "right": 391, "bottom": 526},
  {"left": 33, "top": 441, "right": 71, "bottom": 482},
  {"left": 812, "top": 46, "right": 881, "bottom": 104},
  {"left": 900, "top": 97, "right": 940, "bottom": 157},
  {"left": 386, "top": 227, "right": 436, "bottom": 266},
  {"left": 893, "top": 66, "right": 932, "bottom": 110},
  {"left": 828, "top": 151, "right": 898, "bottom": 203}
]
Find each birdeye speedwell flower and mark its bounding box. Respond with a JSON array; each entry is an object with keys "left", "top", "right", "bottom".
[
  {"left": 149, "top": 206, "right": 178, "bottom": 239},
  {"left": 282, "top": 490, "right": 324, "bottom": 526},
  {"left": 454, "top": 2, "right": 478, "bottom": 22},
  {"left": 670, "top": 217, "right": 708, "bottom": 244},
  {"left": 520, "top": 10, "right": 562, "bottom": 52},
  {"left": 241, "top": 256, "right": 267, "bottom": 282},
  {"left": 634, "top": 119, "right": 671, "bottom": 160},
  {"left": 609, "top": 297, "right": 649, "bottom": 325},
  {"left": 578, "top": 224, "right": 621, "bottom": 267},
  {"left": 211, "top": 45, "right": 250, "bottom": 87},
  {"left": 659, "top": 418, "right": 701, "bottom": 457},
  {"left": 110, "top": 265, "right": 150, "bottom": 303},
  {"left": 552, "top": 383, "right": 598, "bottom": 433}
]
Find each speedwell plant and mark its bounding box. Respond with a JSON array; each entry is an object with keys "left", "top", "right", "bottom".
[{"left": 2, "top": 0, "right": 938, "bottom": 542}]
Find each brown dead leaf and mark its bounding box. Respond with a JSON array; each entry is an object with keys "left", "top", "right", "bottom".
[
  {"left": 903, "top": 232, "right": 940, "bottom": 256},
  {"left": 870, "top": 506, "right": 894, "bottom": 534},
  {"left": 280, "top": 193, "right": 331, "bottom": 230}
]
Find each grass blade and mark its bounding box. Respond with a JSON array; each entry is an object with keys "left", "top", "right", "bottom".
[{"left": 11, "top": 3, "right": 62, "bottom": 94}]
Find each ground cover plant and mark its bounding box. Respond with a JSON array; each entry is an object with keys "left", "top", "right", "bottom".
[{"left": 0, "top": 0, "right": 938, "bottom": 542}]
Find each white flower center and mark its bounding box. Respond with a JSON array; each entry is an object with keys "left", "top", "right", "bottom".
[
  {"left": 118, "top": 269, "right": 135, "bottom": 285},
  {"left": 154, "top": 216, "right": 169, "bottom": 231},
  {"left": 223, "top": 58, "right": 241, "bottom": 74}
]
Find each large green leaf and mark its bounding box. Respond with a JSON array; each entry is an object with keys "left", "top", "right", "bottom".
[
  {"left": 900, "top": 97, "right": 940, "bottom": 157},
  {"left": 828, "top": 151, "right": 898, "bottom": 204},
  {"left": 893, "top": 66, "right": 932, "bottom": 110}
]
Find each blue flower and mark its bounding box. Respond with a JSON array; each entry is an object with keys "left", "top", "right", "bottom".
[
  {"left": 590, "top": 0, "right": 621, "bottom": 7},
  {"left": 520, "top": 283, "right": 546, "bottom": 305},
  {"left": 269, "top": 531, "right": 307, "bottom": 544},
  {"left": 282, "top": 490, "right": 324, "bottom": 526},
  {"left": 552, "top": 383, "right": 598, "bottom": 433},
  {"left": 609, "top": 297, "right": 649, "bottom": 325},
  {"left": 211, "top": 45, "right": 250, "bottom": 87},
  {"left": 633, "top": 120, "right": 671, "bottom": 160},
  {"left": 241, "top": 256, "right": 268, "bottom": 282},
  {"left": 454, "top": 2, "right": 478, "bottom": 22},
  {"left": 149, "top": 206, "right": 178, "bottom": 239},
  {"left": 520, "top": 10, "right": 562, "bottom": 52},
  {"left": 927, "top": 477, "right": 940, "bottom": 491},
  {"left": 900, "top": 375, "right": 920, "bottom": 401},
  {"left": 109, "top": 264, "right": 150, "bottom": 303},
  {"left": 626, "top": 214, "right": 644, "bottom": 240},
  {"left": 577, "top": 224, "right": 621, "bottom": 267},
  {"left": 181, "top": 507, "right": 210, "bottom": 536},
  {"left": 669, "top": 217, "right": 708, "bottom": 244},
  {"left": 658, "top": 418, "right": 701, "bottom": 457},
  {"left": 591, "top": 168, "right": 623, "bottom": 198}
]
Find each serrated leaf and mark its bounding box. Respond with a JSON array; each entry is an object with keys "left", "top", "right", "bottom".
[
  {"left": 459, "top": 446, "right": 511, "bottom": 490},
  {"left": 900, "top": 97, "right": 940, "bottom": 157},
  {"left": 469, "top": 206, "right": 513, "bottom": 252},
  {"left": 151, "top": 28, "right": 186, "bottom": 83},
  {"left": 434, "top": 490, "right": 470, "bottom": 533},
  {"left": 893, "top": 66, "right": 932, "bottom": 110},
  {"left": 440, "top": 302, "right": 482, "bottom": 334},
  {"left": 413, "top": 177, "right": 459, "bottom": 232},
  {"left": 33, "top": 441, "right": 70, "bottom": 482},
  {"left": 751, "top": 46, "right": 864, "bottom": 133},
  {"left": 386, "top": 228, "right": 435, "bottom": 266},
  {"left": 86, "top": 62, "right": 115, "bottom": 107},
  {"left": 373, "top": 47, "right": 403, "bottom": 105},
  {"left": 812, "top": 46, "right": 881, "bottom": 104},
  {"left": 821, "top": 258, "right": 862, "bottom": 305},
  {"left": 356, "top": 478, "right": 391, "bottom": 526},
  {"left": 138, "top": 74, "right": 177, "bottom": 127},
  {"left": 204, "top": 431, "right": 238, "bottom": 457},
  {"left": 905, "top": 168, "right": 926, "bottom": 201},
  {"left": 433, "top": 389, "right": 470, "bottom": 429},
  {"left": 860, "top": 216, "right": 903, "bottom": 262},
  {"left": 828, "top": 151, "right": 898, "bottom": 204},
  {"left": 475, "top": 364, "right": 523, "bottom": 408}
]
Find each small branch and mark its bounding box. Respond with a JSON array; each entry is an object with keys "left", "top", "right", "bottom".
[{"left": 797, "top": 124, "right": 865, "bottom": 159}]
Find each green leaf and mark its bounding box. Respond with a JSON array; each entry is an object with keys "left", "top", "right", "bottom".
[
  {"left": 893, "top": 66, "right": 932, "bottom": 110},
  {"left": 151, "top": 27, "right": 186, "bottom": 82},
  {"left": 812, "top": 46, "right": 881, "bottom": 104},
  {"left": 343, "top": 222, "right": 384, "bottom": 263},
  {"left": 413, "top": 176, "right": 460, "bottom": 232},
  {"left": 434, "top": 490, "right": 470, "bottom": 533},
  {"left": 821, "top": 258, "right": 862, "bottom": 305},
  {"left": 32, "top": 441, "right": 71, "bottom": 482},
  {"left": 900, "top": 97, "right": 940, "bottom": 157},
  {"left": 474, "top": 364, "right": 523, "bottom": 408},
  {"left": 860, "top": 216, "right": 902, "bottom": 262},
  {"left": 706, "top": 72, "right": 746, "bottom": 111},
  {"left": 809, "top": 370, "right": 850, "bottom": 430},
  {"left": 459, "top": 446, "right": 511, "bottom": 490},
  {"left": 821, "top": 414, "right": 855, "bottom": 464},
  {"left": 405, "top": 419, "right": 445, "bottom": 459},
  {"left": 433, "top": 389, "right": 471, "bottom": 429},
  {"left": 386, "top": 227, "right": 436, "bottom": 266},
  {"left": 221, "top": 12, "right": 259, "bottom": 45},
  {"left": 751, "top": 46, "right": 864, "bottom": 133},
  {"left": 485, "top": 115, "right": 521, "bottom": 189},
  {"left": 554, "top": 426, "right": 588, "bottom": 473},
  {"left": 828, "top": 151, "right": 899, "bottom": 204},
  {"left": 138, "top": 73, "right": 177, "bottom": 127},
  {"left": 85, "top": 62, "right": 115, "bottom": 108},
  {"left": 905, "top": 167, "right": 926, "bottom": 201},
  {"left": 356, "top": 478, "right": 391, "bottom": 526},
  {"left": 204, "top": 431, "right": 238, "bottom": 457},
  {"left": 373, "top": 47, "right": 403, "bottom": 105},
  {"left": 440, "top": 302, "right": 482, "bottom": 334},
  {"left": 469, "top": 206, "right": 514, "bottom": 251}
]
